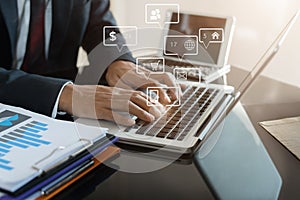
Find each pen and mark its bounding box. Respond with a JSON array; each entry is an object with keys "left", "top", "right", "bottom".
[{"left": 40, "top": 159, "right": 94, "bottom": 196}]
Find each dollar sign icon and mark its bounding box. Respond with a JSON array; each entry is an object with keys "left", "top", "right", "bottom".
[{"left": 109, "top": 31, "right": 117, "bottom": 42}]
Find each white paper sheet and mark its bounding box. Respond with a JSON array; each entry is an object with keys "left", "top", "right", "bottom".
[{"left": 260, "top": 116, "right": 300, "bottom": 160}]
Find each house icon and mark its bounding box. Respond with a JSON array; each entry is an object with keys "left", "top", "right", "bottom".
[{"left": 211, "top": 32, "right": 220, "bottom": 40}]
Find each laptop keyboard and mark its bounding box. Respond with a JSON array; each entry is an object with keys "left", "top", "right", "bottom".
[{"left": 125, "top": 86, "right": 220, "bottom": 141}]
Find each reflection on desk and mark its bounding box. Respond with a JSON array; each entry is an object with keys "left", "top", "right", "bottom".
[
  {"left": 194, "top": 103, "right": 281, "bottom": 200},
  {"left": 54, "top": 67, "right": 300, "bottom": 200},
  {"left": 229, "top": 67, "right": 300, "bottom": 199}
]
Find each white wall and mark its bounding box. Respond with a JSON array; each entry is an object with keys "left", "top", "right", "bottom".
[{"left": 110, "top": 0, "right": 300, "bottom": 87}]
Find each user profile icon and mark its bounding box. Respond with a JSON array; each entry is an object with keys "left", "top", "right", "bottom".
[{"left": 145, "top": 4, "right": 180, "bottom": 26}]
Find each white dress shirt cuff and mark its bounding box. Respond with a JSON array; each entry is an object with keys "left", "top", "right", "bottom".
[{"left": 51, "top": 81, "right": 73, "bottom": 118}]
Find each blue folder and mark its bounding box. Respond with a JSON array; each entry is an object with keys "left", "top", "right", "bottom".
[{"left": 0, "top": 135, "right": 118, "bottom": 200}]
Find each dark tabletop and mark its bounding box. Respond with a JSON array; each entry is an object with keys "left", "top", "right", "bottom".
[{"left": 55, "top": 67, "right": 300, "bottom": 200}]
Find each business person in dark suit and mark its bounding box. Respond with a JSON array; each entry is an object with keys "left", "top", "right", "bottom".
[{"left": 0, "top": 0, "right": 180, "bottom": 125}]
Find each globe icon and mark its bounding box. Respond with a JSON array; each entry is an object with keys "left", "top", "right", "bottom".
[{"left": 184, "top": 39, "right": 196, "bottom": 51}]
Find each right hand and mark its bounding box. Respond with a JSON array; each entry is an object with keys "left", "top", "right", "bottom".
[
  {"left": 106, "top": 61, "right": 183, "bottom": 104},
  {"left": 58, "top": 84, "right": 166, "bottom": 126}
]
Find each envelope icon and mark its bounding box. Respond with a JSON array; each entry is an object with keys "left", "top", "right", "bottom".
[{"left": 176, "top": 71, "right": 188, "bottom": 80}]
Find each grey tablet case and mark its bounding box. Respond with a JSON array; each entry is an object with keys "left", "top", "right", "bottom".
[{"left": 194, "top": 103, "right": 282, "bottom": 200}]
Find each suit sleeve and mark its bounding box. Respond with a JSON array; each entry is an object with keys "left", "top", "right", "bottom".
[
  {"left": 0, "top": 68, "right": 68, "bottom": 116},
  {"left": 81, "top": 0, "right": 135, "bottom": 63}
]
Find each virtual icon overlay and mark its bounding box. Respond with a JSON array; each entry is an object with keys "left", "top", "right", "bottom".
[
  {"left": 146, "top": 87, "right": 181, "bottom": 107},
  {"left": 103, "top": 26, "right": 137, "bottom": 50},
  {"left": 164, "top": 35, "right": 198, "bottom": 59},
  {"left": 85, "top": 26, "right": 229, "bottom": 173},
  {"left": 199, "top": 28, "right": 224, "bottom": 49},
  {"left": 136, "top": 57, "right": 165, "bottom": 79},
  {"left": 173, "top": 67, "right": 201, "bottom": 82},
  {"left": 145, "top": 4, "right": 180, "bottom": 26}
]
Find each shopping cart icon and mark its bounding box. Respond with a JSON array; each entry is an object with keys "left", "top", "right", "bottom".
[
  {"left": 150, "top": 60, "right": 161, "bottom": 71},
  {"left": 136, "top": 57, "right": 165, "bottom": 78}
]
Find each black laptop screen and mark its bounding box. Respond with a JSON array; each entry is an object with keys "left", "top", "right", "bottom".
[{"left": 165, "top": 13, "right": 227, "bottom": 64}]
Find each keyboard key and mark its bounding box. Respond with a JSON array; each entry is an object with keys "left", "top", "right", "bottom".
[
  {"left": 146, "top": 130, "right": 158, "bottom": 136},
  {"left": 136, "top": 125, "right": 151, "bottom": 135},
  {"left": 180, "top": 130, "right": 189, "bottom": 136},
  {"left": 180, "top": 121, "right": 189, "bottom": 127},
  {"left": 177, "top": 131, "right": 190, "bottom": 141},
  {"left": 164, "top": 124, "right": 175, "bottom": 129},
  {"left": 167, "top": 126, "right": 180, "bottom": 139},
  {"left": 177, "top": 135, "right": 186, "bottom": 141},
  {"left": 160, "top": 127, "right": 172, "bottom": 133},
  {"left": 171, "top": 116, "right": 181, "bottom": 121},
  {"left": 167, "top": 117, "right": 178, "bottom": 124},
  {"left": 147, "top": 126, "right": 162, "bottom": 135},
  {"left": 156, "top": 131, "right": 168, "bottom": 138},
  {"left": 167, "top": 131, "right": 179, "bottom": 139}
]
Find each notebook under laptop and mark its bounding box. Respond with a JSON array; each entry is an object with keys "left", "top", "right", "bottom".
[
  {"left": 98, "top": 11, "right": 299, "bottom": 155},
  {"left": 160, "top": 11, "right": 236, "bottom": 82}
]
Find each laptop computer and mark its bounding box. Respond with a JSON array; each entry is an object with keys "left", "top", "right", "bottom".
[
  {"left": 97, "top": 11, "right": 299, "bottom": 155},
  {"left": 159, "top": 11, "right": 236, "bottom": 83}
]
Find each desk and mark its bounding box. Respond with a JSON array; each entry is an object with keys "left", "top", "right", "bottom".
[
  {"left": 229, "top": 67, "right": 300, "bottom": 199},
  {"left": 54, "top": 67, "right": 300, "bottom": 200}
]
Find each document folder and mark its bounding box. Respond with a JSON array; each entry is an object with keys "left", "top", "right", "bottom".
[
  {"left": 0, "top": 103, "right": 108, "bottom": 193},
  {"left": 0, "top": 134, "right": 118, "bottom": 200},
  {"left": 36, "top": 146, "right": 120, "bottom": 200}
]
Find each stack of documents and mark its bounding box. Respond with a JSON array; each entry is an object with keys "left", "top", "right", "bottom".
[
  {"left": 0, "top": 103, "right": 117, "bottom": 199},
  {"left": 35, "top": 146, "right": 120, "bottom": 200}
]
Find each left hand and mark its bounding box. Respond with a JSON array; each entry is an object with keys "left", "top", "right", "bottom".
[{"left": 106, "top": 61, "right": 182, "bottom": 105}]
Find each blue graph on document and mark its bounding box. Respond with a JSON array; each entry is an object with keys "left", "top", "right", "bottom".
[{"left": 0, "top": 120, "right": 51, "bottom": 171}]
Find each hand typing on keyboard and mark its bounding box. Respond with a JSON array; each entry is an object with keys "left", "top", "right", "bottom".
[
  {"left": 59, "top": 61, "right": 182, "bottom": 127},
  {"left": 103, "top": 61, "right": 183, "bottom": 125}
]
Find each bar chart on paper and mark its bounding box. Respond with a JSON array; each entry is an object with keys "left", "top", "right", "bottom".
[
  {"left": 0, "top": 103, "right": 107, "bottom": 192},
  {"left": 0, "top": 110, "right": 51, "bottom": 171}
]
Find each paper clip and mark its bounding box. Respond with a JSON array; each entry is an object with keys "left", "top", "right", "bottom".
[{"left": 32, "top": 138, "right": 93, "bottom": 174}]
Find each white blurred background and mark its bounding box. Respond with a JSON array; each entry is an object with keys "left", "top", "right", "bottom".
[{"left": 110, "top": 0, "right": 300, "bottom": 87}]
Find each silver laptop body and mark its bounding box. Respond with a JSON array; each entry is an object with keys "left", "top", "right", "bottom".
[{"left": 98, "top": 11, "right": 299, "bottom": 154}]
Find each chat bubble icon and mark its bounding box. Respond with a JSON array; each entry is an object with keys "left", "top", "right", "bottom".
[
  {"left": 136, "top": 57, "right": 165, "bottom": 79},
  {"left": 146, "top": 87, "right": 181, "bottom": 107},
  {"left": 103, "top": 26, "right": 137, "bottom": 51},
  {"left": 199, "top": 28, "right": 224, "bottom": 49},
  {"left": 145, "top": 4, "right": 179, "bottom": 27},
  {"left": 173, "top": 67, "right": 201, "bottom": 82},
  {"left": 164, "top": 35, "right": 198, "bottom": 59}
]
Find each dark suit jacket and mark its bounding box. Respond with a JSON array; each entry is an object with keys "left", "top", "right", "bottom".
[{"left": 0, "top": 0, "right": 134, "bottom": 116}]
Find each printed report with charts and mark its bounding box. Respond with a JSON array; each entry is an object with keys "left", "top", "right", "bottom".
[{"left": 0, "top": 103, "right": 107, "bottom": 192}]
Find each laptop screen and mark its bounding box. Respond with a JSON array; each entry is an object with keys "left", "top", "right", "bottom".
[{"left": 165, "top": 12, "right": 227, "bottom": 65}]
